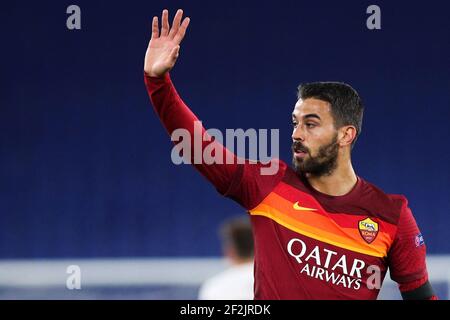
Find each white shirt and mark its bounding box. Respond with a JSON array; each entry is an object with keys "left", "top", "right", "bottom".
[{"left": 198, "top": 262, "right": 254, "bottom": 300}]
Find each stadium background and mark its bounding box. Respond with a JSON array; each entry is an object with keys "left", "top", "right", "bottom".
[{"left": 1, "top": 0, "right": 449, "bottom": 299}]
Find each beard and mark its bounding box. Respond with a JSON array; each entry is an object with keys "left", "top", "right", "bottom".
[{"left": 292, "top": 134, "right": 339, "bottom": 177}]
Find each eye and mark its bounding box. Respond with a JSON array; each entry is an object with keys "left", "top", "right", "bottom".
[
  {"left": 306, "top": 123, "right": 316, "bottom": 129},
  {"left": 292, "top": 121, "right": 298, "bottom": 128}
]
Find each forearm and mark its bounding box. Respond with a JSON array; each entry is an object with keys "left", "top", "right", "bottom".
[
  {"left": 399, "top": 277, "right": 437, "bottom": 300},
  {"left": 144, "top": 72, "right": 199, "bottom": 136},
  {"left": 144, "top": 72, "right": 239, "bottom": 194}
]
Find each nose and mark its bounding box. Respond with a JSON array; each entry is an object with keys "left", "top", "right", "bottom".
[{"left": 292, "top": 125, "right": 305, "bottom": 142}]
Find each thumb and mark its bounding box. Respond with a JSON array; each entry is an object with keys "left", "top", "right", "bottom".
[{"left": 171, "top": 45, "right": 180, "bottom": 60}]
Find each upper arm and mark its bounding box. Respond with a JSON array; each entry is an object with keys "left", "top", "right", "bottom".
[{"left": 387, "top": 199, "right": 435, "bottom": 299}]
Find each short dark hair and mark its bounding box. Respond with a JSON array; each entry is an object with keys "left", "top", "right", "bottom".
[
  {"left": 220, "top": 216, "right": 254, "bottom": 259},
  {"left": 297, "top": 82, "right": 364, "bottom": 147}
]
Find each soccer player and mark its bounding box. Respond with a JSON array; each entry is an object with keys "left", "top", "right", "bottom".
[{"left": 143, "top": 9, "right": 437, "bottom": 299}]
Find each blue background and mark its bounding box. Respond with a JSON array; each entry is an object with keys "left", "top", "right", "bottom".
[{"left": 1, "top": 0, "right": 449, "bottom": 258}]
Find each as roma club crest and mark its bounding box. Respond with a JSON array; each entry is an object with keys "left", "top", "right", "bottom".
[{"left": 358, "top": 217, "right": 379, "bottom": 244}]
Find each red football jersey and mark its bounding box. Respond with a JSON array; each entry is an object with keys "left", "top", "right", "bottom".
[{"left": 145, "top": 73, "right": 429, "bottom": 299}]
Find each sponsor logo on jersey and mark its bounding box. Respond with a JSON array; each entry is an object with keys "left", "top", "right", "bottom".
[
  {"left": 358, "top": 217, "right": 379, "bottom": 244},
  {"left": 287, "top": 238, "right": 366, "bottom": 290}
]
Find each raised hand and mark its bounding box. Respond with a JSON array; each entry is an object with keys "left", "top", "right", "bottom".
[{"left": 144, "top": 9, "right": 190, "bottom": 78}]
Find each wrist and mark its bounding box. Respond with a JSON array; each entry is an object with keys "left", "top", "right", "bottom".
[{"left": 144, "top": 71, "right": 170, "bottom": 82}]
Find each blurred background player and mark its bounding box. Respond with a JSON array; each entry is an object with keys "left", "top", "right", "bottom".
[{"left": 198, "top": 216, "right": 254, "bottom": 300}]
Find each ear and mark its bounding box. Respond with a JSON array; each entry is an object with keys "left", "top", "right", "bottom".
[{"left": 338, "top": 125, "right": 357, "bottom": 147}]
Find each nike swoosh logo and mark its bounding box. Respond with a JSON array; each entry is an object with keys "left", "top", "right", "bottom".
[{"left": 293, "top": 201, "right": 317, "bottom": 211}]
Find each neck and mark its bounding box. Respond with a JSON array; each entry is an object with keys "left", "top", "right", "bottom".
[
  {"left": 230, "top": 257, "right": 253, "bottom": 266},
  {"left": 306, "top": 157, "right": 357, "bottom": 196}
]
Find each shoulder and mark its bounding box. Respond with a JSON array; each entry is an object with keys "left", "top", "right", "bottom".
[
  {"left": 202, "top": 265, "right": 253, "bottom": 287},
  {"left": 358, "top": 178, "right": 409, "bottom": 225},
  {"left": 198, "top": 265, "right": 254, "bottom": 300},
  {"left": 225, "top": 158, "right": 289, "bottom": 210},
  {"left": 245, "top": 158, "right": 288, "bottom": 176}
]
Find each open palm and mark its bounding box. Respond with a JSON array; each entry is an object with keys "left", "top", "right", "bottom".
[{"left": 144, "top": 9, "right": 190, "bottom": 77}]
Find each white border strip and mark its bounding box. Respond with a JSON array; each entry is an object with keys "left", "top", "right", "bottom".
[
  {"left": 0, "top": 255, "right": 448, "bottom": 288},
  {"left": 0, "top": 258, "right": 227, "bottom": 287}
]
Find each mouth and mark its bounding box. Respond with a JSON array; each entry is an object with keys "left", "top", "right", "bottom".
[
  {"left": 292, "top": 144, "right": 309, "bottom": 159},
  {"left": 294, "top": 150, "right": 307, "bottom": 159}
]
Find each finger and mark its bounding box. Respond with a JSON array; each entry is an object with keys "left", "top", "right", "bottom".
[
  {"left": 151, "top": 16, "right": 159, "bottom": 39},
  {"left": 168, "top": 9, "right": 183, "bottom": 39},
  {"left": 161, "top": 9, "right": 169, "bottom": 36},
  {"left": 173, "top": 17, "right": 190, "bottom": 44}
]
